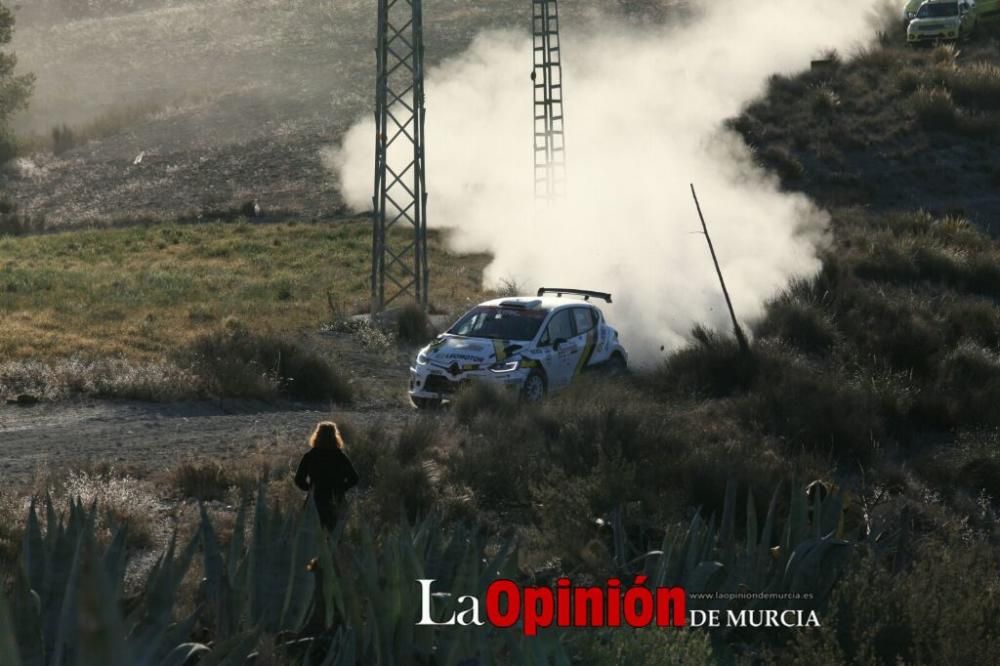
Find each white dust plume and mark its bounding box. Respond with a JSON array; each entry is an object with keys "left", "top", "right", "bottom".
[{"left": 327, "top": 0, "right": 879, "bottom": 363}]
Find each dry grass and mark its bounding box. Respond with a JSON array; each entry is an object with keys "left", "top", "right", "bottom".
[
  {"left": 164, "top": 460, "right": 256, "bottom": 502},
  {"left": 0, "top": 356, "right": 197, "bottom": 401},
  {"left": 912, "top": 86, "right": 958, "bottom": 129},
  {"left": 0, "top": 219, "right": 490, "bottom": 393}
]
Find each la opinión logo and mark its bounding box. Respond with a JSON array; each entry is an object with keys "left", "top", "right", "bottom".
[{"left": 417, "top": 576, "right": 686, "bottom": 636}]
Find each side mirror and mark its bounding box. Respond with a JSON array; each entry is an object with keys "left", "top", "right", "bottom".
[{"left": 553, "top": 338, "right": 567, "bottom": 351}]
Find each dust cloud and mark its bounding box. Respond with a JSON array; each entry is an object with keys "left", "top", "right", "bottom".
[{"left": 328, "top": 0, "right": 880, "bottom": 363}]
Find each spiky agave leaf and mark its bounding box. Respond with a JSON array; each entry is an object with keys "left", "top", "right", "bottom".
[
  {"left": 200, "top": 502, "right": 234, "bottom": 639},
  {"left": 0, "top": 582, "right": 24, "bottom": 666},
  {"left": 77, "top": 538, "right": 129, "bottom": 666}
]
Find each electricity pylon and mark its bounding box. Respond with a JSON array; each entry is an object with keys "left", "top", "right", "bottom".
[
  {"left": 372, "top": 0, "right": 428, "bottom": 312},
  {"left": 532, "top": 0, "right": 566, "bottom": 201}
]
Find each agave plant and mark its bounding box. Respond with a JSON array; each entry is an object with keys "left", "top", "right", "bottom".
[
  {"left": 620, "top": 479, "right": 854, "bottom": 614},
  {"left": 200, "top": 483, "right": 571, "bottom": 664},
  {"left": 3, "top": 496, "right": 229, "bottom": 666},
  {"left": 1, "top": 484, "right": 572, "bottom": 665}
]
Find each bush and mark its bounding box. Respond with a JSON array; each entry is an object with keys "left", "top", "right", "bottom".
[
  {"left": 948, "top": 62, "right": 1000, "bottom": 111},
  {"left": 893, "top": 66, "right": 923, "bottom": 94},
  {"left": 167, "top": 460, "right": 254, "bottom": 502},
  {"left": 576, "top": 624, "right": 716, "bottom": 664},
  {"left": 912, "top": 87, "right": 957, "bottom": 130},
  {"left": 754, "top": 294, "right": 837, "bottom": 356},
  {"left": 744, "top": 358, "right": 887, "bottom": 464},
  {"left": 0, "top": 357, "right": 198, "bottom": 402},
  {"left": 451, "top": 380, "right": 520, "bottom": 426},
  {"left": 0, "top": 5, "right": 33, "bottom": 163},
  {"left": 930, "top": 343, "right": 1000, "bottom": 427},
  {"left": 760, "top": 145, "right": 805, "bottom": 182},
  {"left": 785, "top": 539, "right": 1000, "bottom": 664},
  {"left": 0, "top": 198, "right": 45, "bottom": 236},
  {"left": 647, "top": 326, "right": 758, "bottom": 399},
  {"left": 810, "top": 87, "right": 840, "bottom": 115},
  {"left": 186, "top": 324, "right": 352, "bottom": 403},
  {"left": 58, "top": 470, "right": 159, "bottom": 549},
  {"left": 51, "top": 123, "right": 75, "bottom": 154},
  {"left": 395, "top": 302, "right": 432, "bottom": 346}
]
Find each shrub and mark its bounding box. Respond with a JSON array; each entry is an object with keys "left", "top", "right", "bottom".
[
  {"left": 784, "top": 539, "right": 1000, "bottom": 664},
  {"left": 167, "top": 460, "right": 254, "bottom": 502},
  {"left": 745, "top": 359, "right": 887, "bottom": 464},
  {"left": 51, "top": 124, "right": 75, "bottom": 154},
  {"left": 647, "top": 326, "right": 758, "bottom": 399},
  {"left": 186, "top": 325, "right": 352, "bottom": 403},
  {"left": 395, "top": 419, "right": 440, "bottom": 466},
  {"left": 0, "top": 198, "right": 45, "bottom": 236},
  {"left": 760, "top": 145, "right": 805, "bottom": 182},
  {"left": 0, "top": 357, "right": 198, "bottom": 402},
  {"left": 930, "top": 43, "right": 958, "bottom": 66},
  {"left": 0, "top": 5, "right": 33, "bottom": 163},
  {"left": 912, "top": 87, "right": 957, "bottom": 130},
  {"left": 893, "top": 66, "right": 923, "bottom": 94},
  {"left": 930, "top": 342, "right": 1000, "bottom": 427},
  {"left": 395, "top": 302, "right": 432, "bottom": 346},
  {"left": 754, "top": 294, "right": 837, "bottom": 356},
  {"left": 58, "top": 470, "right": 159, "bottom": 549},
  {"left": 947, "top": 62, "right": 1000, "bottom": 111},
  {"left": 445, "top": 409, "right": 551, "bottom": 511},
  {"left": 810, "top": 87, "right": 840, "bottom": 115},
  {"left": 451, "top": 380, "right": 520, "bottom": 426}
]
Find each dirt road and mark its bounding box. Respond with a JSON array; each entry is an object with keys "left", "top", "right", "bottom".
[{"left": 0, "top": 398, "right": 411, "bottom": 486}]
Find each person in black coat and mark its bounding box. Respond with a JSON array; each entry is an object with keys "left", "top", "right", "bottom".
[{"left": 294, "top": 421, "right": 359, "bottom": 529}]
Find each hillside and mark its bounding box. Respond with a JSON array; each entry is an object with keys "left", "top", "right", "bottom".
[
  {"left": 2, "top": 7, "right": 1000, "bottom": 666},
  {"left": 736, "top": 36, "right": 1000, "bottom": 228}
]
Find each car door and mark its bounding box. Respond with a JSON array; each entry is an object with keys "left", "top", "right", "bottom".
[
  {"left": 537, "top": 308, "right": 579, "bottom": 390},
  {"left": 570, "top": 306, "right": 604, "bottom": 374}
]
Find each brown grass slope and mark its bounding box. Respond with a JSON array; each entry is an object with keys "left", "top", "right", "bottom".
[{"left": 731, "top": 36, "right": 1000, "bottom": 230}]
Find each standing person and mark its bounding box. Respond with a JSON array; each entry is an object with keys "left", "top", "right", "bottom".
[{"left": 294, "top": 421, "right": 360, "bottom": 530}]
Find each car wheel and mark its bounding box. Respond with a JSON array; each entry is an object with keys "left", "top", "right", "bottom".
[
  {"left": 521, "top": 371, "right": 546, "bottom": 403},
  {"left": 606, "top": 353, "right": 628, "bottom": 377},
  {"left": 412, "top": 396, "right": 443, "bottom": 410}
]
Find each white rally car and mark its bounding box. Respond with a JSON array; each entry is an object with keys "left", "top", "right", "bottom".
[{"left": 409, "top": 288, "right": 628, "bottom": 409}]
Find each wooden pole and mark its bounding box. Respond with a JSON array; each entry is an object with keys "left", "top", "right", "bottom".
[{"left": 690, "top": 183, "right": 751, "bottom": 355}]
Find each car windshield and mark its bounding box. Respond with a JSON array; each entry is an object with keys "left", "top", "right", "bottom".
[
  {"left": 447, "top": 306, "right": 548, "bottom": 341},
  {"left": 917, "top": 3, "right": 958, "bottom": 17}
]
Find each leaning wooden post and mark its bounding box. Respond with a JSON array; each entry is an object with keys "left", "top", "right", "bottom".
[{"left": 690, "top": 183, "right": 751, "bottom": 355}]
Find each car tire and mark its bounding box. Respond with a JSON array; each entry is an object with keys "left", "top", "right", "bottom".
[
  {"left": 605, "top": 353, "right": 628, "bottom": 377},
  {"left": 521, "top": 371, "right": 546, "bottom": 403},
  {"left": 412, "top": 396, "right": 443, "bottom": 410}
]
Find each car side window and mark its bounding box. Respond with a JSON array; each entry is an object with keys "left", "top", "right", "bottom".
[
  {"left": 540, "top": 310, "right": 575, "bottom": 346},
  {"left": 572, "top": 308, "right": 596, "bottom": 335}
]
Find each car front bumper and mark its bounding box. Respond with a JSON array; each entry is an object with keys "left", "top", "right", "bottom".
[
  {"left": 908, "top": 29, "right": 959, "bottom": 41},
  {"left": 408, "top": 364, "right": 530, "bottom": 399}
]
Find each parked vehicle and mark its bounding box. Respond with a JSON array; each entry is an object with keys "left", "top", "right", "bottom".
[{"left": 906, "top": 0, "right": 978, "bottom": 43}]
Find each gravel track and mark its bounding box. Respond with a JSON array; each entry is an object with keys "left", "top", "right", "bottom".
[{"left": 0, "top": 398, "right": 411, "bottom": 486}]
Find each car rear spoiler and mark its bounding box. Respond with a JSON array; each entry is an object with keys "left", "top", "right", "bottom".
[{"left": 536, "top": 287, "right": 613, "bottom": 303}]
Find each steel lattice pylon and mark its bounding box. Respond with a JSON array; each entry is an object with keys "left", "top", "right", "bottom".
[
  {"left": 532, "top": 0, "right": 566, "bottom": 201},
  {"left": 372, "top": 0, "right": 428, "bottom": 312}
]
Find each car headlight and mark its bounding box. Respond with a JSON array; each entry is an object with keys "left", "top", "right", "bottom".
[
  {"left": 489, "top": 360, "right": 520, "bottom": 373},
  {"left": 417, "top": 351, "right": 429, "bottom": 365}
]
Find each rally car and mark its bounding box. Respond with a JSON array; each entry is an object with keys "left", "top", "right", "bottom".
[
  {"left": 906, "top": 0, "right": 977, "bottom": 43},
  {"left": 408, "top": 288, "right": 628, "bottom": 409}
]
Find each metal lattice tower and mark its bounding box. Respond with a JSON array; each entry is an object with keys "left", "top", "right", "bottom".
[
  {"left": 532, "top": 0, "right": 566, "bottom": 201},
  {"left": 372, "top": 0, "right": 428, "bottom": 312}
]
